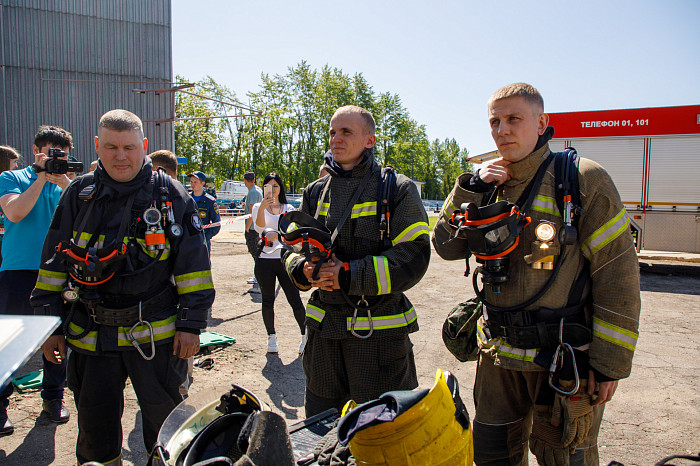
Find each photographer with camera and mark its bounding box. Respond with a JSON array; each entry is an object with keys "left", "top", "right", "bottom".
[{"left": 0, "top": 125, "right": 75, "bottom": 434}]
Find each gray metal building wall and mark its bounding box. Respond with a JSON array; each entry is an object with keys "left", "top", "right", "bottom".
[{"left": 0, "top": 0, "right": 173, "bottom": 167}]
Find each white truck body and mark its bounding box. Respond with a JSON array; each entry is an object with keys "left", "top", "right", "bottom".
[
  {"left": 218, "top": 180, "right": 249, "bottom": 203},
  {"left": 547, "top": 105, "right": 700, "bottom": 253}
]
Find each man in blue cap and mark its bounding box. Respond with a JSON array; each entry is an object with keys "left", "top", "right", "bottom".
[{"left": 188, "top": 171, "right": 220, "bottom": 256}]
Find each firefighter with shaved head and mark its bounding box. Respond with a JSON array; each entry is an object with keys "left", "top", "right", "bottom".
[{"left": 433, "top": 83, "right": 641, "bottom": 465}]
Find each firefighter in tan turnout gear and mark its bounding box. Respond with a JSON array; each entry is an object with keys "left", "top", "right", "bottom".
[
  {"left": 282, "top": 105, "right": 431, "bottom": 417},
  {"left": 433, "top": 83, "right": 641, "bottom": 465}
]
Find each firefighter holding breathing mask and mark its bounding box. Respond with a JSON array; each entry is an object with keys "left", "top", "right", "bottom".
[
  {"left": 31, "top": 109, "right": 215, "bottom": 465},
  {"left": 433, "top": 83, "right": 640, "bottom": 465}
]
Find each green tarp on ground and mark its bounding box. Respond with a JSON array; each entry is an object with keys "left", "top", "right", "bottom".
[
  {"left": 199, "top": 331, "right": 236, "bottom": 348},
  {"left": 12, "top": 369, "right": 43, "bottom": 391}
]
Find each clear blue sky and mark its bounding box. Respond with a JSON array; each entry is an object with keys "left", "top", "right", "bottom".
[{"left": 172, "top": 0, "right": 700, "bottom": 157}]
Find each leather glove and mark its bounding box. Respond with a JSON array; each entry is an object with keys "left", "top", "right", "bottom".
[{"left": 551, "top": 380, "right": 594, "bottom": 454}]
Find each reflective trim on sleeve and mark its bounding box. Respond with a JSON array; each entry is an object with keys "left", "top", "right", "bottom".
[
  {"left": 581, "top": 209, "right": 630, "bottom": 260},
  {"left": 306, "top": 304, "right": 326, "bottom": 323},
  {"left": 373, "top": 255, "right": 391, "bottom": 295},
  {"left": 531, "top": 195, "right": 561, "bottom": 217},
  {"left": 350, "top": 201, "right": 377, "bottom": 219},
  {"left": 117, "top": 315, "right": 176, "bottom": 346},
  {"left": 36, "top": 269, "right": 68, "bottom": 291},
  {"left": 66, "top": 322, "right": 98, "bottom": 352},
  {"left": 392, "top": 221, "right": 429, "bottom": 246},
  {"left": 318, "top": 203, "right": 330, "bottom": 217},
  {"left": 592, "top": 317, "right": 638, "bottom": 352},
  {"left": 285, "top": 252, "right": 303, "bottom": 269},
  {"left": 346, "top": 307, "right": 417, "bottom": 331},
  {"left": 445, "top": 198, "right": 459, "bottom": 216},
  {"left": 175, "top": 270, "right": 214, "bottom": 294}
]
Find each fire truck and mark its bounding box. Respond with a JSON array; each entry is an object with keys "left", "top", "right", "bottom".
[{"left": 547, "top": 105, "right": 700, "bottom": 253}]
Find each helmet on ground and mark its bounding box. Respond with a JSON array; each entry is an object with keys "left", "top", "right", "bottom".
[{"left": 337, "top": 368, "right": 474, "bottom": 465}]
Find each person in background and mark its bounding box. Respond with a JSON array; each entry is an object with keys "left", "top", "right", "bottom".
[
  {"left": 89, "top": 160, "right": 99, "bottom": 172},
  {"left": 252, "top": 172, "right": 306, "bottom": 353},
  {"left": 149, "top": 149, "right": 178, "bottom": 178},
  {"left": 0, "top": 146, "right": 20, "bottom": 268},
  {"left": 243, "top": 170, "right": 263, "bottom": 292},
  {"left": 0, "top": 127, "right": 74, "bottom": 435},
  {"left": 188, "top": 171, "right": 220, "bottom": 257},
  {"left": 150, "top": 149, "right": 195, "bottom": 395},
  {"left": 319, "top": 155, "right": 330, "bottom": 178}
]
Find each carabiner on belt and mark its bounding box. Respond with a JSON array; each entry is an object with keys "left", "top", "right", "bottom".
[
  {"left": 128, "top": 301, "right": 156, "bottom": 361},
  {"left": 548, "top": 317, "right": 580, "bottom": 396},
  {"left": 349, "top": 297, "right": 373, "bottom": 339}
]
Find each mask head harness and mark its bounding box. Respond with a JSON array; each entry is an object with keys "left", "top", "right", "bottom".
[{"left": 278, "top": 210, "right": 333, "bottom": 280}]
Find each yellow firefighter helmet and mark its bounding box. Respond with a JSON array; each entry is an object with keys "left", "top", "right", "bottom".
[{"left": 337, "top": 368, "right": 473, "bottom": 465}]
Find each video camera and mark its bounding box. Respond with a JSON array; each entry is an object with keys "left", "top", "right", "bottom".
[{"left": 43, "top": 148, "right": 84, "bottom": 174}]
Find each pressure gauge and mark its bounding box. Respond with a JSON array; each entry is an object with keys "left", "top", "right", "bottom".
[
  {"left": 167, "top": 223, "right": 183, "bottom": 239},
  {"left": 143, "top": 207, "right": 162, "bottom": 226},
  {"left": 62, "top": 286, "right": 79, "bottom": 302},
  {"left": 535, "top": 221, "right": 556, "bottom": 242}
]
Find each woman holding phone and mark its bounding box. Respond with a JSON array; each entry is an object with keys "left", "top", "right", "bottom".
[{"left": 251, "top": 172, "right": 307, "bottom": 354}]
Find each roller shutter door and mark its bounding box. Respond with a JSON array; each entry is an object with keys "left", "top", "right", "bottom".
[
  {"left": 568, "top": 138, "right": 644, "bottom": 209},
  {"left": 548, "top": 140, "right": 567, "bottom": 153},
  {"left": 647, "top": 137, "right": 700, "bottom": 212}
]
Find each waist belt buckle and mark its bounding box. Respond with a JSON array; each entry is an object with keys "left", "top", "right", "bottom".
[
  {"left": 349, "top": 297, "right": 373, "bottom": 339},
  {"left": 127, "top": 302, "right": 156, "bottom": 361},
  {"left": 548, "top": 317, "right": 580, "bottom": 396}
]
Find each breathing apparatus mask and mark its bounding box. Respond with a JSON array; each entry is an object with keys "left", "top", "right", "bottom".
[
  {"left": 450, "top": 200, "right": 531, "bottom": 293},
  {"left": 277, "top": 210, "right": 333, "bottom": 280}
]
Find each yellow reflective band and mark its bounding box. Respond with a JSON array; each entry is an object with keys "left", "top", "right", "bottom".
[
  {"left": 285, "top": 252, "right": 302, "bottom": 269},
  {"left": 445, "top": 198, "right": 458, "bottom": 216},
  {"left": 392, "top": 222, "right": 429, "bottom": 246},
  {"left": 36, "top": 269, "right": 68, "bottom": 291},
  {"left": 306, "top": 304, "right": 326, "bottom": 323},
  {"left": 67, "top": 322, "right": 98, "bottom": 352},
  {"left": 592, "top": 317, "right": 638, "bottom": 351},
  {"left": 117, "top": 315, "right": 176, "bottom": 346},
  {"left": 346, "top": 307, "right": 417, "bottom": 331},
  {"left": 72, "top": 231, "right": 106, "bottom": 249},
  {"left": 373, "top": 255, "right": 391, "bottom": 295},
  {"left": 318, "top": 202, "right": 330, "bottom": 217},
  {"left": 477, "top": 322, "right": 539, "bottom": 361},
  {"left": 134, "top": 238, "right": 171, "bottom": 260},
  {"left": 494, "top": 341, "right": 539, "bottom": 362},
  {"left": 350, "top": 201, "right": 377, "bottom": 219},
  {"left": 175, "top": 270, "right": 214, "bottom": 294},
  {"left": 581, "top": 209, "right": 630, "bottom": 259},
  {"left": 531, "top": 195, "right": 561, "bottom": 217}
]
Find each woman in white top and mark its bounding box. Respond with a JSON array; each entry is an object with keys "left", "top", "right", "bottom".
[{"left": 252, "top": 172, "right": 306, "bottom": 354}]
